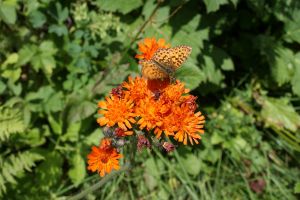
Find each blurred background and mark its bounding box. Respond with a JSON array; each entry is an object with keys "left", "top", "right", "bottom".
[{"left": 0, "top": 0, "right": 300, "bottom": 199}]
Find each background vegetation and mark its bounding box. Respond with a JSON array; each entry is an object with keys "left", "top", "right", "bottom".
[{"left": 0, "top": 0, "right": 300, "bottom": 199}]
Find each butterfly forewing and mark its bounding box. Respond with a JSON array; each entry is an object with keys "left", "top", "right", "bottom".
[
  {"left": 140, "top": 60, "right": 169, "bottom": 79},
  {"left": 152, "top": 45, "right": 192, "bottom": 70}
]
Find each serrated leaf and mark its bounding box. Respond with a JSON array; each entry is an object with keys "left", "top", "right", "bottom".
[
  {"left": 271, "top": 47, "right": 295, "bottom": 86},
  {"left": 0, "top": 1, "right": 17, "bottom": 24},
  {"left": 202, "top": 55, "right": 224, "bottom": 85},
  {"left": 68, "top": 153, "right": 86, "bottom": 186},
  {"left": 96, "top": 0, "right": 142, "bottom": 14},
  {"left": 203, "top": 0, "right": 228, "bottom": 13},
  {"left": 67, "top": 101, "right": 96, "bottom": 123},
  {"left": 176, "top": 60, "right": 205, "bottom": 90},
  {"left": 284, "top": 10, "right": 300, "bottom": 44},
  {"left": 291, "top": 53, "right": 300, "bottom": 96},
  {"left": 261, "top": 97, "right": 300, "bottom": 132},
  {"left": 29, "top": 10, "right": 46, "bottom": 28}
]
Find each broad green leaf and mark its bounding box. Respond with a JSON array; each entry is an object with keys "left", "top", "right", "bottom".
[
  {"left": 261, "top": 97, "right": 300, "bottom": 132},
  {"left": 294, "top": 182, "right": 300, "bottom": 194},
  {"left": 96, "top": 0, "right": 143, "bottom": 14},
  {"left": 0, "top": 0, "right": 17, "bottom": 24},
  {"left": 84, "top": 129, "right": 103, "bottom": 146},
  {"left": 48, "top": 24, "right": 68, "bottom": 36},
  {"left": 67, "top": 101, "right": 96, "bottom": 123},
  {"left": 176, "top": 60, "right": 205, "bottom": 90},
  {"left": 182, "top": 154, "right": 201, "bottom": 176},
  {"left": 48, "top": 115, "right": 62, "bottom": 135},
  {"left": 68, "top": 153, "right": 86, "bottom": 186},
  {"left": 284, "top": 10, "right": 300, "bottom": 44},
  {"left": 271, "top": 47, "right": 295, "bottom": 86},
  {"left": 291, "top": 53, "right": 300, "bottom": 96},
  {"left": 61, "top": 122, "right": 81, "bottom": 142},
  {"left": 210, "top": 46, "right": 234, "bottom": 71},
  {"left": 0, "top": 80, "right": 6, "bottom": 94},
  {"left": 1, "top": 53, "right": 21, "bottom": 82},
  {"left": 16, "top": 44, "right": 37, "bottom": 67},
  {"left": 171, "top": 15, "right": 209, "bottom": 53},
  {"left": 2, "top": 53, "right": 18, "bottom": 68},
  {"left": 29, "top": 10, "right": 46, "bottom": 28},
  {"left": 203, "top": 0, "right": 228, "bottom": 13},
  {"left": 44, "top": 92, "right": 64, "bottom": 113},
  {"left": 202, "top": 55, "right": 224, "bottom": 85}
]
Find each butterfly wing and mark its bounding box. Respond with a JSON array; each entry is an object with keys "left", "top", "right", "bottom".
[
  {"left": 152, "top": 45, "right": 192, "bottom": 70},
  {"left": 140, "top": 60, "right": 169, "bottom": 79}
]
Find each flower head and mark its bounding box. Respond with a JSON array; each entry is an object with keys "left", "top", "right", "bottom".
[
  {"left": 166, "top": 105, "right": 205, "bottom": 145},
  {"left": 122, "top": 76, "right": 151, "bottom": 104},
  {"left": 135, "top": 38, "right": 170, "bottom": 60},
  {"left": 87, "top": 138, "right": 123, "bottom": 177},
  {"left": 97, "top": 93, "right": 136, "bottom": 131}
]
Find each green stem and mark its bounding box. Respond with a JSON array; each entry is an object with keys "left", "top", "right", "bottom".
[{"left": 67, "top": 164, "right": 130, "bottom": 200}]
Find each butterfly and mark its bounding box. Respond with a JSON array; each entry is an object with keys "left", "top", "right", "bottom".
[{"left": 140, "top": 45, "right": 192, "bottom": 81}]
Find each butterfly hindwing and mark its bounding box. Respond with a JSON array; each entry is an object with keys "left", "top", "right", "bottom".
[{"left": 152, "top": 45, "right": 192, "bottom": 70}]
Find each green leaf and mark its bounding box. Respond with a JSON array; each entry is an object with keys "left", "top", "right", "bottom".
[
  {"left": 84, "top": 129, "right": 103, "bottom": 146},
  {"left": 48, "top": 115, "right": 62, "bottom": 135},
  {"left": 68, "top": 153, "right": 86, "bottom": 186},
  {"left": 203, "top": 0, "right": 228, "bottom": 13},
  {"left": 284, "top": 10, "right": 300, "bottom": 44},
  {"left": 261, "top": 97, "right": 300, "bottom": 132},
  {"left": 0, "top": 106, "right": 25, "bottom": 141},
  {"left": 202, "top": 55, "right": 224, "bottom": 85},
  {"left": 271, "top": 47, "right": 295, "bottom": 86},
  {"left": 2, "top": 53, "right": 18, "bottom": 68},
  {"left": 0, "top": 1, "right": 17, "bottom": 24},
  {"left": 67, "top": 101, "right": 96, "bottom": 123},
  {"left": 35, "top": 152, "right": 63, "bottom": 191},
  {"left": 294, "top": 182, "right": 300, "bottom": 194},
  {"left": 16, "top": 44, "right": 37, "bottom": 67},
  {"left": 210, "top": 46, "right": 234, "bottom": 71},
  {"left": 176, "top": 60, "right": 205, "bottom": 90},
  {"left": 1, "top": 53, "right": 21, "bottom": 82},
  {"left": 61, "top": 122, "right": 81, "bottom": 142},
  {"left": 31, "top": 41, "right": 57, "bottom": 76},
  {"left": 48, "top": 24, "right": 68, "bottom": 36},
  {"left": 182, "top": 154, "right": 201, "bottom": 176},
  {"left": 96, "top": 0, "right": 143, "bottom": 14},
  {"left": 29, "top": 10, "right": 46, "bottom": 28},
  {"left": 291, "top": 53, "right": 300, "bottom": 96}
]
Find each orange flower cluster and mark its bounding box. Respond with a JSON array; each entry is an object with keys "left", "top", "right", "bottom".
[
  {"left": 97, "top": 76, "right": 205, "bottom": 145},
  {"left": 87, "top": 138, "right": 123, "bottom": 177},
  {"left": 87, "top": 38, "right": 205, "bottom": 177}
]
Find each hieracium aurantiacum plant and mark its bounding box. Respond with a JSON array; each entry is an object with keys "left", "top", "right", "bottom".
[{"left": 87, "top": 38, "right": 205, "bottom": 177}]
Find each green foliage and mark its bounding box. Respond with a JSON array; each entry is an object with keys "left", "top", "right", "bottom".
[
  {"left": 0, "top": 0, "right": 300, "bottom": 199},
  {"left": 0, "top": 106, "right": 25, "bottom": 141}
]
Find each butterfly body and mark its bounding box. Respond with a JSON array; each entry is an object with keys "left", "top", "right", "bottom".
[{"left": 140, "top": 45, "right": 192, "bottom": 80}]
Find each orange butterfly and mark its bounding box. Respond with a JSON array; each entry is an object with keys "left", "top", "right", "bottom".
[{"left": 140, "top": 45, "right": 192, "bottom": 80}]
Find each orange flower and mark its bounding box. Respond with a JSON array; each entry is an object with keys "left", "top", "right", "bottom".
[
  {"left": 97, "top": 93, "right": 136, "bottom": 131},
  {"left": 160, "top": 80, "right": 189, "bottom": 104},
  {"left": 87, "top": 138, "right": 123, "bottom": 177},
  {"left": 165, "top": 105, "right": 205, "bottom": 145},
  {"left": 122, "top": 76, "right": 151, "bottom": 104},
  {"left": 136, "top": 97, "right": 171, "bottom": 137},
  {"left": 135, "top": 38, "right": 170, "bottom": 60}
]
